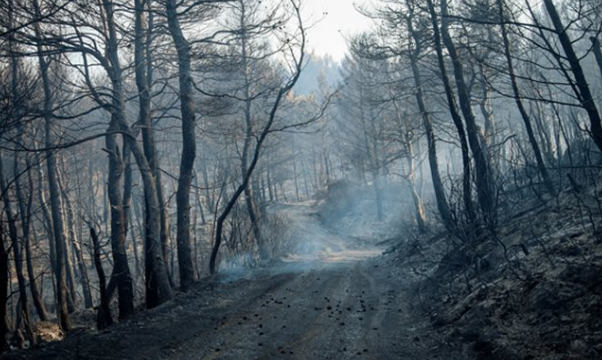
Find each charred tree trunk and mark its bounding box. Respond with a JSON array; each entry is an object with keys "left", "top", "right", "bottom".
[
  {"left": 210, "top": 69, "right": 305, "bottom": 274},
  {"left": 20, "top": 160, "right": 49, "bottom": 321},
  {"left": 64, "top": 193, "right": 93, "bottom": 309},
  {"left": 438, "top": 0, "right": 496, "bottom": 219},
  {"left": 165, "top": 0, "right": 197, "bottom": 291},
  {"left": 9, "top": 33, "right": 49, "bottom": 322},
  {"left": 425, "top": 0, "right": 475, "bottom": 224},
  {"left": 0, "top": 224, "right": 8, "bottom": 354},
  {"left": 405, "top": 153, "right": 427, "bottom": 233},
  {"left": 105, "top": 133, "right": 134, "bottom": 318},
  {"left": 542, "top": 0, "right": 602, "bottom": 154},
  {"left": 33, "top": 0, "right": 71, "bottom": 331},
  {"left": 99, "top": 0, "right": 172, "bottom": 311},
  {"left": 135, "top": 0, "right": 172, "bottom": 284},
  {"left": 131, "top": 198, "right": 143, "bottom": 280},
  {"left": 405, "top": 16, "right": 452, "bottom": 227},
  {"left": 101, "top": 2, "right": 135, "bottom": 318},
  {"left": 415, "top": 75, "right": 451, "bottom": 227},
  {"left": 56, "top": 169, "right": 85, "bottom": 311},
  {"left": 391, "top": 96, "right": 427, "bottom": 232},
  {"left": 591, "top": 36, "right": 602, "bottom": 78},
  {"left": 239, "top": 15, "right": 266, "bottom": 261},
  {"left": 90, "top": 227, "right": 113, "bottom": 330},
  {"left": 0, "top": 152, "right": 35, "bottom": 346},
  {"left": 497, "top": 0, "right": 555, "bottom": 196},
  {"left": 36, "top": 165, "right": 56, "bottom": 270},
  {"left": 7, "top": 17, "right": 37, "bottom": 338},
  {"left": 25, "top": 227, "right": 48, "bottom": 321}
]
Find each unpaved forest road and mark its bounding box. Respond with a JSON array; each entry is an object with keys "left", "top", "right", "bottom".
[
  {"left": 163, "top": 258, "right": 463, "bottom": 360},
  {"left": 5, "top": 206, "right": 468, "bottom": 360}
]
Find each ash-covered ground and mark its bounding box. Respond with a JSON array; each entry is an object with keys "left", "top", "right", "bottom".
[{"left": 3, "top": 181, "right": 601, "bottom": 360}]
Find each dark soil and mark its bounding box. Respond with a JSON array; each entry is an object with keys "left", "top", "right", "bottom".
[
  {"left": 1, "top": 256, "right": 471, "bottom": 360},
  {"left": 1, "top": 197, "right": 471, "bottom": 360},
  {"left": 4, "top": 184, "right": 601, "bottom": 360},
  {"left": 398, "top": 187, "right": 602, "bottom": 360}
]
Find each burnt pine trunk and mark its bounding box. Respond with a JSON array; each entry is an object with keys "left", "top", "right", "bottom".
[
  {"left": 425, "top": 0, "right": 475, "bottom": 223},
  {"left": 0, "top": 224, "right": 8, "bottom": 354},
  {"left": 55, "top": 166, "right": 78, "bottom": 313},
  {"left": 591, "top": 36, "right": 602, "bottom": 78},
  {"left": 405, "top": 143, "right": 427, "bottom": 233},
  {"left": 367, "top": 112, "right": 384, "bottom": 222},
  {"left": 0, "top": 152, "right": 36, "bottom": 346},
  {"left": 63, "top": 194, "right": 93, "bottom": 309},
  {"left": 105, "top": 131, "right": 135, "bottom": 319},
  {"left": 135, "top": 0, "right": 174, "bottom": 289},
  {"left": 18, "top": 156, "right": 49, "bottom": 321},
  {"left": 542, "top": 0, "right": 602, "bottom": 154},
  {"left": 33, "top": 0, "right": 71, "bottom": 331},
  {"left": 99, "top": 0, "right": 135, "bottom": 319},
  {"left": 10, "top": 18, "right": 49, "bottom": 321},
  {"left": 90, "top": 227, "right": 113, "bottom": 330},
  {"left": 46, "top": 106, "right": 71, "bottom": 331},
  {"left": 439, "top": 0, "right": 496, "bottom": 219},
  {"left": 497, "top": 0, "right": 555, "bottom": 196},
  {"left": 239, "top": 10, "right": 266, "bottom": 260},
  {"left": 134, "top": 0, "right": 159, "bottom": 303},
  {"left": 100, "top": 0, "right": 172, "bottom": 308},
  {"left": 56, "top": 165, "right": 91, "bottom": 309},
  {"left": 409, "top": 51, "right": 451, "bottom": 227},
  {"left": 210, "top": 22, "right": 306, "bottom": 273},
  {"left": 36, "top": 165, "right": 56, "bottom": 269},
  {"left": 391, "top": 94, "right": 427, "bottom": 232},
  {"left": 165, "top": 0, "right": 196, "bottom": 291},
  {"left": 59, "top": 197, "right": 78, "bottom": 313},
  {"left": 404, "top": 11, "right": 452, "bottom": 228}
]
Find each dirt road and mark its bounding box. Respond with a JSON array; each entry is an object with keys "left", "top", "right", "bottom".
[
  {"left": 4, "top": 205, "right": 468, "bottom": 360},
  {"left": 10, "top": 257, "right": 467, "bottom": 360},
  {"left": 163, "top": 257, "right": 462, "bottom": 360}
]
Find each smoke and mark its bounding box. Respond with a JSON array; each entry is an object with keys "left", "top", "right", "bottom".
[{"left": 216, "top": 179, "right": 411, "bottom": 283}]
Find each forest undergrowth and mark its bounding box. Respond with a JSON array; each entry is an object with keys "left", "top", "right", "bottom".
[{"left": 392, "top": 174, "right": 602, "bottom": 360}]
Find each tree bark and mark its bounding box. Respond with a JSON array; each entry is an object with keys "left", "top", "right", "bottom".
[
  {"left": 98, "top": 0, "right": 173, "bottom": 309},
  {"left": 405, "top": 14, "right": 452, "bottom": 227},
  {"left": 239, "top": 9, "right": 266, "bottom": 261},
  {"left": 135, "top": 0, "right": 173, "bottom": 286},
  {"left": 497, "top": 0, "right": 555, "bottom": 195},
  {"left": 425, "top": 0, "right": 475, "bottom": 223},
  {"left": 0, "top": 223, "right": 8, "bottom": 354},
  {"left": 90, "top": 227, "right": 113, "bottom": 330},
  {"left": 591, "top": 36, "right": 602, "bottom": 78},
  {"left": 105, "top": 133, "right": 135, "bottom": 318},
  {"left": 63, "top": 193, "right": 93, "bottom": 309},
  {"left": 9, "top": 19, "right": 49, "bottom": 321},
  {"left": 210, "top": 30, "right": 305, "bottom": 273},
  {"left": 0, "top": 152, "right": 36, "bottom": 346},
  {"left": 438, "top": 0, "right": 496, "bottom": 219},
  {"left": 542, "top": 0, "right": 602, "bottom": 153},
  {"left": 405, "top": 149, "right": 427, "bottom": 233},
  {"left": 165, "top": 0, "right": 197, "bottom": 291},
  {"left": 33, "top": 0, "right": 71, "bottom": 331},
  {"left": 19, "top": 158, "right": 49, "bottom": 321},
  {"left": 56, "top": 169, "right": 86, "bottom": 311},
  {"left": 36, "top": 165, "right": 56, "bottom": 270},
  {"left": 99, "top": 0, "right": 135, "bottom": 319}
]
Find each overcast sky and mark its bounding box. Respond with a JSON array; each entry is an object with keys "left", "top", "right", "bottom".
[{"left": 302, "top": 0, "right": 374, "bottom": 62}]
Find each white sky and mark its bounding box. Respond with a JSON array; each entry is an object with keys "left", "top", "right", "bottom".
[{"left": 302, "top": 0, "right": 374, "bottom": 62}]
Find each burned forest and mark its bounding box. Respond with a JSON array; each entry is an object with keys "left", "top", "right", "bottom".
[{"left": 1, "top": 0, "right": 602, "bottom": 359}]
